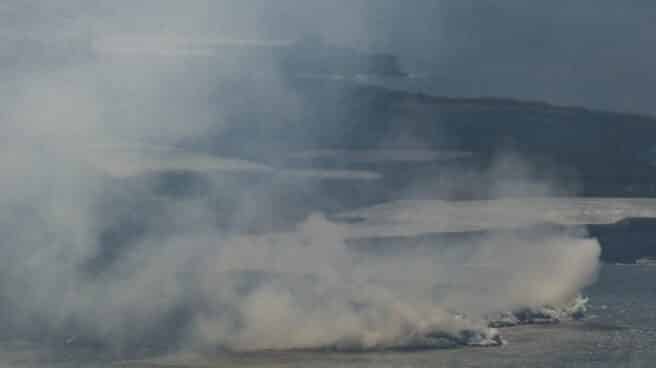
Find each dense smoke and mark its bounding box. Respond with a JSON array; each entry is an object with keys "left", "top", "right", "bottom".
[{"left": 0, "top": 0, "right": 601, "bottom": 356}]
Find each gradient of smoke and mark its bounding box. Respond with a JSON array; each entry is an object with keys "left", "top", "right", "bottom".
[
  {"left": 0, "top": 0, "right": 601, "bottom": 356},
  {"left": 337, "top": 151, "right": 601, "bottom": 321}
]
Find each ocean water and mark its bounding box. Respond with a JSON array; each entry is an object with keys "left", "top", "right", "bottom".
[{"left": 1, "top": 264, "right": 653, "bottom": 367}]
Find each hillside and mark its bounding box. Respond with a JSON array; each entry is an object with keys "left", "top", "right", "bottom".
[{"left": 190, "top": 78, "right": 656, "bottom": 199}]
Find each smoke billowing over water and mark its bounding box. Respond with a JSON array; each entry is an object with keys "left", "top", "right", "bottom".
[{"left": 0, "top": 0, "right": 601, "bottom": 355}]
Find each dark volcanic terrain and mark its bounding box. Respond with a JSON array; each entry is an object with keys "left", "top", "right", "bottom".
[{"left": 173, "top": 79, "right": 656, "bottom": 263}]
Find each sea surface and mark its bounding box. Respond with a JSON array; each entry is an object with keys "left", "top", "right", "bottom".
[{"left": 1, "top": 263, "right": 654, "bottom": 368}]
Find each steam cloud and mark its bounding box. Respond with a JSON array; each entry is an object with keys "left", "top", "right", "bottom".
[{"left": 0, "top": 0, "right": 600, "bottom": 356}]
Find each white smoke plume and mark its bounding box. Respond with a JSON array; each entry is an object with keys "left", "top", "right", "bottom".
[{"left": 0, "top": 0, "right": 601, "bottom": 357}]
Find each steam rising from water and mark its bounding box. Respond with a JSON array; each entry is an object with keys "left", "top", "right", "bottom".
[{"left": 0, "top": 1, "right": 601, "bottom": 355}]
